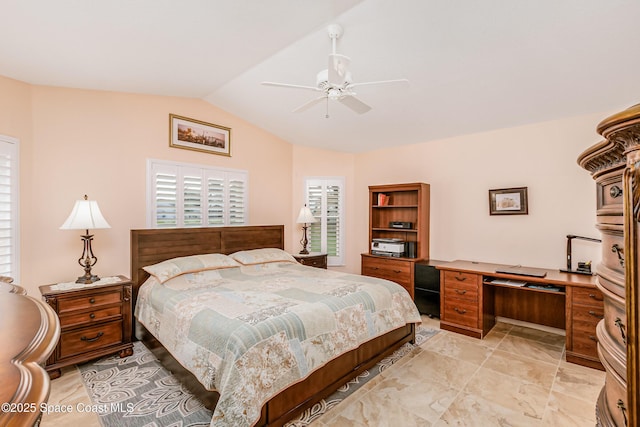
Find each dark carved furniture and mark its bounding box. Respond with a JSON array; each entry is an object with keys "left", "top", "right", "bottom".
[
  {"left": 578, "top": 103, "right": 640, "bottom": 427},
  {"left": 437, "top": 260, "right": 603, "bottom": 370},
  {"left": 131, "top": 225, "right": 416, "bottom": 427},
  {"left": 40, "top": 276, "right": 134, "bottom": 379},
  {"left": 362, "top": 182, "right": 430, "bottom": 299},
  {"left": 292, "top": 252, "right": 327, "bottom": 269},
  {"left": 0, "top": 291, "right": 60, "bottom": 426}
]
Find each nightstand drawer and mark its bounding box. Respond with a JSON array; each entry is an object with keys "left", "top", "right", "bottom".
[
  {"left": 59, "top": 320, "right": 123, "bottom": 358},
  {"left": 294, "top": 253, "right": 327, "bottom": 269},
  {"left": 59, "top": 305, "right": 122, "bottom": 328},
  {"left": 58, "top": 290, "right": 122, "bottom": 313}
]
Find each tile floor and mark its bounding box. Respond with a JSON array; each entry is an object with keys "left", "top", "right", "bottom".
[{"left": 41, "top": 316, "right": 606, "bottom": 426}]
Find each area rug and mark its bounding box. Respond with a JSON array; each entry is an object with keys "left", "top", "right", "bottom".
[{"left": 79, "top": 326, "right": 438, "bottom": 427}]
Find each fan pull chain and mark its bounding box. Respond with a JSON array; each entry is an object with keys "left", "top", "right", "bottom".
[{"left": 325, "top": 96, "right": 330, "bottom": 119}]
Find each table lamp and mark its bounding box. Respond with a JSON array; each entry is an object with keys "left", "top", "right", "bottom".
[
  {"left": 296, "top": 204, "right": 317, "bottom": 254},
  {"left": 60, "top": 195, "right": 111, "bottom": 284}
]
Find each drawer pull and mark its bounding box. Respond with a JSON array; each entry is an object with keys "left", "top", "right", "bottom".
[
  {"left": 611, "top": 244, "right": 625, "bottom": 267},
  {"left": 455, "top": 289, "right": 467, "bottom": 295},
  {"left": 89, "top": 313, "right": 96, "bottom": 319},
  {"left": 454, "top": 276, "right": 467, "bottom": 282},
  {"left": 80, "top": 331, "right": 104, "bottom": 343},
  {"left": 393, "top": 270, "right": 402, "bottom": 273},
  {"left": 610, "top": 185, "right": 623, "bottom": 198},
  {"left": 588, "top": 310, "right": 604, "bottom": 319},
  {"left": 589, "top": 335, "right": 597, "bottom": 342},
  {"left": 453, "top": 307, "right": 467, "bottom": 314},
  {"left": 617, "top": 399, "right": 628, "bottom": 427},
  {"left": 615, "top": 317, "right": 627, "bottom": 345},
  {"left": 589, "top": 293, "right": 603, "bottom": 302},
  {"left": 89, "top": 298, "right": 96, "bottom": 304}
]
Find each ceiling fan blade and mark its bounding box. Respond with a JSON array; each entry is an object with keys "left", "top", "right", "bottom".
[
  {"left": 328, "top": 54, "right": 351, "bottom": 85},
  {"left": 293, "top": 95, "right": 327, "bottom": 113},
  {"left": 348, "top": 79, "right": 409, "bottom": 89},
  {"left": 338, "top": 95, "right": 371, "bottom": 114},
  {"left": 262, "top": 81, "right": 320, "bottom": 91}
]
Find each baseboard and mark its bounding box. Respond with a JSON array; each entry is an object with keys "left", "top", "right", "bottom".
[{"left": 496, "top": 316, "right": 565, "bottom": 336}]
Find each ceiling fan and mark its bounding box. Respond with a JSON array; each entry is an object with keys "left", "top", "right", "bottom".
[{"left": 261, "top": 24, "right": 408, "bottom": 117}]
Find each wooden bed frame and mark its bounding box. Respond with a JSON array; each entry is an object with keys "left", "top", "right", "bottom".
[{"left": 130, "top": 225, "right": 416, "bottom": 427}]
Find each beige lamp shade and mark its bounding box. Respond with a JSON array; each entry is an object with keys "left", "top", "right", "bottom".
[
  {"left": 60, "top": 196, "right": 111, "bottom": 230},
  {"left": 296, "top": 205, "right": 316, "bottom": 224}
]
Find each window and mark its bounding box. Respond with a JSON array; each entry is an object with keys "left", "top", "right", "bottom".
[
  {"left": 0, "top": 135, "right": 19, "bottom": 281},
  {"left": 147, "top": 159, "right": 248, "bottom": 228},
  {"left": 304, "top": 177, "right": 344, "bottom": 266}
]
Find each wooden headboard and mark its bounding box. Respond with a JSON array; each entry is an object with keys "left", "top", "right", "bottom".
[{"left": 130, "top": 225, "right": 284, "bottom": 293}]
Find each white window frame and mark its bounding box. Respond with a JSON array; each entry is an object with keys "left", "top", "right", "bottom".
[
  {"left": 304, "top": 176, "right": 345, "bottom": 266},
  {"left": 146, "top": 158, "right": 248, "bottom": 228},
  {"left": 0, "top": 135, "right": 19, "bottom": 282}
]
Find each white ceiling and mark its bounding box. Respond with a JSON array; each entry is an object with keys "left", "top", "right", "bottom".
[{"left": 2, "top": 0, "right": 640, "bottom": 153}]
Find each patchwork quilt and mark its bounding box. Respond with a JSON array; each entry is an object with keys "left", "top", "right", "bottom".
[{"left": 135, "top": 260, "right": 421, "bottom": 427}]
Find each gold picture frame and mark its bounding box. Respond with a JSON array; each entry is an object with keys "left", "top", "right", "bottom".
[
  {"left": 489, "top": 187, "right": 528, "bottom": 215},
  {"left": 169, "top": 114, "right": 231, "bottom": 156}
]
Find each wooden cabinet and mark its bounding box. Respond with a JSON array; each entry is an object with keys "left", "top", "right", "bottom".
[
  {"left": 40, "top": 276, "right": 134, "bottom": 379},
  {"left": 0, "top": 292, "right": 59, "bottom": 426},
  {"left": 437, "top": 260, "right": 601, "bottom": 369},
  {"left": 362, "top": 255, "right": 415, "bottom": 297},
  {"left": 293, "top": 253, "right": 327, "bottom": 269},
  {"left": 362, "top": 183, "right": 430, "bottom": 299},
  {"left": 578, "top": 104, "right": 640, "bottom": 427},
  {"left": 565, "top": 286, "right": 604, "bottom": 369}
]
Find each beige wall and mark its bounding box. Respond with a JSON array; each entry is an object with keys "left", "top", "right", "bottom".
[
  {"left": 2, "top": 73, "right": 608, "bottom": 296},
  {"left": 354, "top": 113, "right": 604, "bottom": 271},
  {"left": 291, "top": 145, "right": 356, "bottom": 272},
  {"left": 5, "top": 78, "right": 293, "bottom": 296}
]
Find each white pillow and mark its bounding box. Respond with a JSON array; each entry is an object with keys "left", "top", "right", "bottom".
[
  {"left": 143, "top": 253, "right": 240, "bottom": 283},
  {"left": 229, "top": 248, "right": 297, "bottom": 266}
]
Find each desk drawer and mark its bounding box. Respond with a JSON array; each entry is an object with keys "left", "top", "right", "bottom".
[
  {"left": 443, "top": 282, "right": 478, "bottom": 302},
  {"left": 443, "top": 300, "right": 478, "bottom": 328},
  {"left": 572, "top": 287, "right": 604, "bottom": 307},
  {"left": 443, "top": 271, "right": 479, "bottom": 287}
]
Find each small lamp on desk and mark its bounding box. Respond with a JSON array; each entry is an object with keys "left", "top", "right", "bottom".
[
  {"left": 60, "top": 195, "right": 111, "bottom": 284},
  {"left": 560, "top": 234, "right": 601, "bottom": 275},
  {"left": 296, "top": 204, "right": 317, "bottom": 255}
]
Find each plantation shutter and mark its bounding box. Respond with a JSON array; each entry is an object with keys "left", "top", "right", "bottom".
[
  {"left": 305, "top": 177, "right": 344, "bottom": 266},
  {"left": 0, "top": 135, "right": 18, "bottom": 280},
  {"left": 148, "top": 159, "right": 247, "bottom": 228}
]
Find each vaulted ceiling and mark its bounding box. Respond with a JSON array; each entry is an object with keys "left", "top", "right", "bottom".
[{"left": 2, "top": 0, "right": 639, "bottom": 152}]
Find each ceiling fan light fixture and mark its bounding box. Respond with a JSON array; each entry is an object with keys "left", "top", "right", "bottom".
[{"left": 327, "top": 89, "right": 341, "bottom": 101}]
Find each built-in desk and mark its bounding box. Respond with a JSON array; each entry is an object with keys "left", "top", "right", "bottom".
[{"left": 437, "top": 260, "right": 603, "bottom": 370}]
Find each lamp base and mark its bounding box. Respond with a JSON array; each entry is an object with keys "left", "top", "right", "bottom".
[
  {"left": 76, "top": 273, "right": 100, "bottom": 284},
  {"left": 559, "top": 268, "right": 594, "bottom": 276},
  {"left": 299, "top": 249, "right": 310, "bottom": 255}
]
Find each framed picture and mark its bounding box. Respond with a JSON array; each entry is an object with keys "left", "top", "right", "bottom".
[
  {"left": 489, "top": 187, "right": 528, "bottom": 215},
  {"left": 169, "top": 114, "right": 231, "bottom": 156}
]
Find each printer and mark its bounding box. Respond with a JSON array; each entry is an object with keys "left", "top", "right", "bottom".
[{"left": 371, "top": 238, "right": 405, "bottom": 257}]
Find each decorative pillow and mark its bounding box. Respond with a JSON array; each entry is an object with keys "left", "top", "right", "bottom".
[
  {"left": 229, "top": 248, "right": 297, "bottom": 266},
  {"left": 143, "top": 253, "right": 240, "bottom": 283}
]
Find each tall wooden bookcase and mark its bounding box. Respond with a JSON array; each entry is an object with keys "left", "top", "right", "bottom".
[{"left": 361, "top": 182, "right": 430, "bottom": 298}]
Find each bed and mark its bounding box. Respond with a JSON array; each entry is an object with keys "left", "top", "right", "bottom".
[{"left": 130, "top": 225, "right": 420, "bottom": 427}]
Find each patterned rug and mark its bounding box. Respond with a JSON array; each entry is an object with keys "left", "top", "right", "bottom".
[{"left": 79, "top": 327, "right": 438, "bottom": 427}]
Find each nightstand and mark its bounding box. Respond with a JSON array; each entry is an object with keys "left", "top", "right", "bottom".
[
  {"left": 293, "top": 253, "right": 328, "bottom": 269},
  {"left": 39, "top": 275, "right": 134, "bottom": 379}
]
